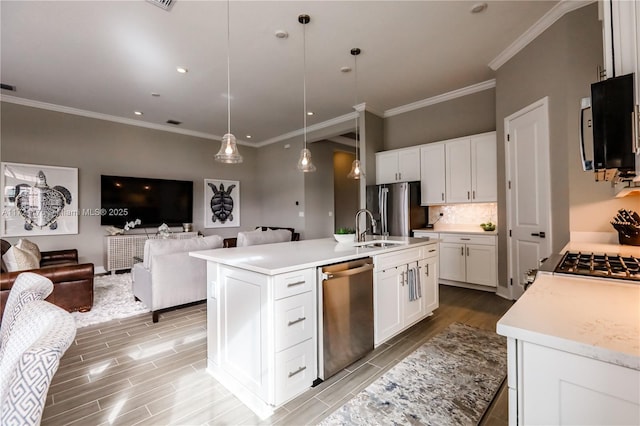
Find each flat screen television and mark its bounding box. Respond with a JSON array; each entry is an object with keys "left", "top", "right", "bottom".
[
  {"left": 100, "top": 175, "right": 193, "bottom": 228},
  {"left": 590, "top": 73, "right": 635, "bottom": 174}
]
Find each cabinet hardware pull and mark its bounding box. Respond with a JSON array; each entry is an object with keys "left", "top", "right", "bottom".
[
  {"left": 400, "top": 270, "right": 405, "bottom": 286},
  {"left": 287, "top": 280, "right": 306, "bottom": 287},
  {"left": 441, "top": 193, "right": 444, "bottom": 201},
  {"left": 288, "top": 366, "right": 307, "bottom": 378},
  {"left": 466, "top": 247, "right": 469, "bottom": 256},
  {"left": 467, "top": 191, "right": 470, "bottom": 199},
  {"left": 288, "top": 317, "right": 306, "bottom": 326},
  {"left": 460, "top": 238, "right": 470, "bottom": 241},
  {"left": 472, "top": 190, "right": 475, "bottom": 199},
  {"left": 426, "top": 264, "right": 429, "bottom": 276},
  {"left": 428, "top": 249, "right": 436, "bottom": 252},
  {"left": 461, "top": 247, "right": 464, "bottom": 256},
  {"left": 399, "top": 172, "right": 402, "bottom": 180}
]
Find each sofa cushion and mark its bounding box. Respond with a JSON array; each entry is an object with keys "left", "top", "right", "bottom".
[
  {"left": 142, "top": 235, "right": 224, "bottom": 269},
  {"left": 2, "top": 246, "right": 39, "bottom": 272},
  {"left": 237, "top": 229, "right": 292, "bottom": 247},
  {"left": 16, "top": 239, "right": 41, "bottom": 263}
]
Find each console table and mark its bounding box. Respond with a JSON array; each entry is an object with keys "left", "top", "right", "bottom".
[{"left": 104, "top": 232, "right": 198, "bottom": 273}]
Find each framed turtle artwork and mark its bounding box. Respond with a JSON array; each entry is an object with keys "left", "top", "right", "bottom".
[
  {"left": 1, "top": 162, "right": 79, "bottom": 237},
  {"left": 204, "top": 179, "right": 240, "bottom": 228}
]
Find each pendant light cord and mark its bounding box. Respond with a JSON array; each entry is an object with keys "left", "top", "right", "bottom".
[
  {"left": 226, "top": 0, "right": 231, "bottom": 134},
  {"left": 354, "top": 52, "right": 359, "bottom": 156},
  {"left": 302, "top": 20, "right": 307, "bottom": 148}
]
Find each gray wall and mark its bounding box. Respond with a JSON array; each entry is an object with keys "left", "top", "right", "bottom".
[
  {"left": 0, "top": 102, "right": 260, "bottom": 268},
  {"left": 494, "top": 3, "right": 612, "bottom": 288},
  {"left": 384, "top": 89, "right": 496, "bottom": 150}
]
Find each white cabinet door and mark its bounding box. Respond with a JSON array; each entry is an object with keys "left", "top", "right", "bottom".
[
  {"left": 465, "top": 244, "right": 496, "bottom": 287},
  {"left": 376, "top": 151, "right": 399, "bottom": 184},
  {"left": 419, "top": 256, "right": 439, "bottom": 315},
  {"left": 445, "top": 139, "right": 472, "bottom": 203},
  {"left": 439, "top": 242, "right": 466, "bottom": 282},
  {"left": 402, "top": 262, "right": 424, "bottom": 326},
  {"left": 520, "top": 341, "right": 640, "bottom": 426},
  {"left": 398, "top": 148, "right": 421, "bottom": 182},
  {"left": 219, "top": 266, "right": 269, "bottom": 400},
  {"left": 471, "top": 133, "right": 497, "bottom": 202},
  {"left": 374, "top": 267, "right": 403, "bottom": 344},
  {"left": 420, "top": 144, "right": 446, "bottom": 205}
]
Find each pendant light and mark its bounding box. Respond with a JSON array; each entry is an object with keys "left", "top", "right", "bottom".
[
  {"left": 347, "top": 47, "right": 363, "bottom": 179},
  {"left": 296, "top": 14, "right": 316, "bottom": 172},
  {"left": 215, "top": 0, "right": 243, "bottom": 164}
]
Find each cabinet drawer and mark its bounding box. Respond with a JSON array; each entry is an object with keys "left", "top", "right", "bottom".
[
  {"left": 439, "top": 233, "right": 496, "bottom": 245},
  {"left": 375, "top": 248, "right": 421, "bottom": 271},
  {"left": 420, "top": 245, "right": 438, "bottom": 259},
  {"left": 413, "top": 231, "right": 438, "bottom": 239},
  {"left": 275, "top": 338, "right": 315, "bottom": 406},
  {"left": 274, "top": 269, "right": 314, "bottom": 299},
  {"left": 275, "top": 292, "right": 314, "bottom": 351}
]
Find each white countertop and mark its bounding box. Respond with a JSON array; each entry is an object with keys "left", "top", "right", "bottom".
[
  {"left": 190, "top": 236, "right": 436, "bottom": 275},
  {"left": 497, "top": 274, "right": 640, "bottom": 370},
  {"left": 562, "top": 241, "right": 640, "bottom": 257},
  {"left": 413, "top": 223, "right": 498, "bottom": 235}
]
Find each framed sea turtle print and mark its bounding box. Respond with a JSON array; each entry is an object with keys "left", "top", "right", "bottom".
[
  {"left": 204, "top": 179, "right": 240, "bottom": 228},
  {"left": 1, "top": 162, "right": 79, "bottom": 237}
]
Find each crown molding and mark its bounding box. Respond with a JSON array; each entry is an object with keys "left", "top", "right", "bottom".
[
  {"left": 0, "top": 94, "right": 260, "bottom": 146},
  {"left": 489, "top": 0, "right": 595, "bottom": 71},
  {"left": 383, "top": 79, "right": 496, "bottom": 118}
]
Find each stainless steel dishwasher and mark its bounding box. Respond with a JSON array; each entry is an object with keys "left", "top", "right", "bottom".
[{"left": 318, "top": 257, "right": 374, "bottom": 380}]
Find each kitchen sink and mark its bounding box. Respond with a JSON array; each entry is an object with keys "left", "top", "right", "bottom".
[{"left": 353, "top": 240, "right": 408, "bottom": 248}]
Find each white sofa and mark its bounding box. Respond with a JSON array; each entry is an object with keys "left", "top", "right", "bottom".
[{"left": 132, "top": 235, "right": 224, "bottom": 322}]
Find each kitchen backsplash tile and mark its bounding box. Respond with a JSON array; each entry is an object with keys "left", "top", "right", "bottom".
[{"left": 429, "top": 203, "right": 497, "bottom": 225}]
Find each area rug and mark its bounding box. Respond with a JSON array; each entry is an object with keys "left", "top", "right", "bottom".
[
  {"left": 71, "top": 273, "right": 149, "bottom": 328},
  {"left": 319, "top": 322, "right": 506, "bottom": 426}
]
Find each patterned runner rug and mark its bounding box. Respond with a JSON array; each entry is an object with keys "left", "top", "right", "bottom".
[
  {"left": 71, "top": 273, "right": 149, "bottom": 328},
  {"left": 319, "top": 322, "right": 506, "bottom": 426}
]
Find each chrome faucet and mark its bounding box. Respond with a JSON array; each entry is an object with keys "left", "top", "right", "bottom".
[{"left": 355, "top": 209, "right": 377, "bottom": 242}]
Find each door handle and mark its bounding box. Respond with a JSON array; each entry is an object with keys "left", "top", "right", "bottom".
[{"left": 531, "top": 232, "right": 546, "bottom": 238}]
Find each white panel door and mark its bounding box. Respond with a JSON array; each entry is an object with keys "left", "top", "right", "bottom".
[
  {"left": 374, "top": 268, "right": 403, "bottom": 344},
  {"left": 505, "top": 98, "right": 552, "bottom": 299},
  {"left": 420, "top": 143, "right": 446, "bottom": 205},
  {"left": 471, "top": 132, "right": 497, "bottom": 202},
  {"left": 397, "top": 148, "right": 421, "bottom": 182},
  {"left": 445, "top": 139, "right": 472, "bottom": 203},
  {"left": 376, "top": 151, "right": 399, "bottom": 184},
  {"left": 465, "top": 244, "right": 496, "bottom": 287},
  {"left": 439, "top": 242, "right": 466, "bottom": 282}
]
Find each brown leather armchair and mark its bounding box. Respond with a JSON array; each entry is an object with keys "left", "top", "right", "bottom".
[{"left": 1, "top": 239, "right": 94, "bottom": 320}]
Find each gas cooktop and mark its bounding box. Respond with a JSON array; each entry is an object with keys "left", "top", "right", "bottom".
[{"left": 554, "top": 251, "right": 640, "bottom": 282}]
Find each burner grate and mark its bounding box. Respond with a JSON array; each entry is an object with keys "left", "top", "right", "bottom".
[{"left": 555, "top": 251, "right": 639, "bottom": 281}]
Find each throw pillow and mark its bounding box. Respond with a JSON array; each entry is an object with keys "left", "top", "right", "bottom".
[
  {"left": 16, "top": 239, "right": 41, "bottom": 263},
  {"left": 2, "top": 246, "right": 39, "bottom": 272}
]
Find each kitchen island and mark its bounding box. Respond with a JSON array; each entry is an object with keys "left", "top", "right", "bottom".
[
  {"left": 190, "top": 236, "right": 439, "bottom": 418},
  {"left": 497, "top": 273, "right": 640, "bottom": 425}
]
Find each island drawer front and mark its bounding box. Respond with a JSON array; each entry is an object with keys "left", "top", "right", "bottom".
[
  {"left": 439, "top": 234, "right": 495, "bottom": 245},
  {"left": 275, "top": 338, "right": 315, "bottom": 406},
  {"left": 275, "top": 292, "right": 314, "bottom": 352},
  {"left": 420, "top": 245, "right": 438, "bottom": 259},
  {"left": 375, "top": 247, "right": 421, "bottom": 271},
  {"left": 274, "top": 269, "right": 315, "bottom": 299}
]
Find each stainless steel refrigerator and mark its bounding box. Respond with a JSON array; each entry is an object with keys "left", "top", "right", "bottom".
[{"left": 366, "top": 181, "right": 427, "bottom": 237}]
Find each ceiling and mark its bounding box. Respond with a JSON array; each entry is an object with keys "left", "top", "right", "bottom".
[{"left": 0, "top": 0, "right": 561, "bottom": 146}]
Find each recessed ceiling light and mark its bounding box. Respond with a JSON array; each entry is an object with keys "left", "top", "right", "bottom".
[
  {"left": 134, "top": 111, "right": 143, "bottom": 116},
  {"left": 340, "top": 66, "right": 352, "bottom": 73},
  {"left": 470, "top": 2, "right": 488, "bottom": 14},
  {"left": 176, "top": 66, "right": 188, "bottom": 74},
  {"left": 307, "top": 111, "right": 314, "bottom": 116},
  {"left": 275, "top": 30, "right": 288, "bottom": 39},
  {"left": 246, "top": 135, "right": 252, "bottom": 139}
]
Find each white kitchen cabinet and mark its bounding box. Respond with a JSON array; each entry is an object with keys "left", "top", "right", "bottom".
[
  {"left": 208, "top": 265, "right": 316, "bottom": 416},
  {"left": 507, "top": 338, "right": 640, "bottom": 425},
  {"left": 603, "top": 0, "right": 639, "bottom": 103},
  {"left": 373, "top": 245, "right": 439, "bottom": 345},
  {"left": 439, "top": 233, "right": 497, "bottom": 287},
  {"left": 420, "top": 143, "right": 446, "bottom": 205},
  {"left": 445, "top": 132, "right": 497, "bottom": 203},
  {"left": 375, "top": 147, "right": 421, "bottom": 184}
]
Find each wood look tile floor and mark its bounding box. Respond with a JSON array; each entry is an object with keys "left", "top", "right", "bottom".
[{"left": 42, "top": 285, "right": 513, "bottom": 425}]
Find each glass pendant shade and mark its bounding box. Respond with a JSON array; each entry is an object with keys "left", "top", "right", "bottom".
[
  {"left": 215, "top": 133, "right": 243, "bottom": 164},
  {"left": 347, "top": 159, "right": 362, "bottom": 179},
  {"left": 297, "top": 148, "right": 316, "bottom": 172}
]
